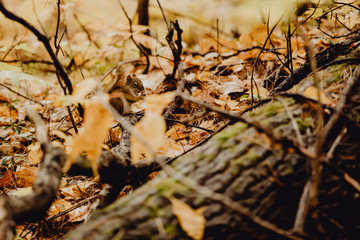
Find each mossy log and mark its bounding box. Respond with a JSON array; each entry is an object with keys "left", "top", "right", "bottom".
[{"left": 64, "top": 63, "right": 360, "bottom": 240}]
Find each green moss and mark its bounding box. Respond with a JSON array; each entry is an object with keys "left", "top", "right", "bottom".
[
  {"left": 155, "top": 178, "right": 190, "bottom": 197},
  {"left": 214, "top": 122, "right": 248, "bottom": 144},
  {"left": 146, "top": 196, "right": 163, "bottom": 214},
  {"left": 250, "top": 98, "right": 294, "bottom": 120},
  {"left": 262, "top": 101, "right": 285, "bottom": 117},
  {"left": 197, "top": 153, "right": 216, "bottom": 161},
  {"left": 346, "top": 111, "right": 360, "bottom": 123},
  {"left": 231, "top": 148, "right": 260, "bottom": 175},
  {"left": 164, "top": 223, "right": 178, "bottom": 236},
  {"left": 296, "top": 118, "right": 313, "bottom": 132},
  {"left": 284, "top": 164, "right": 294, "bottom": 174},
  {"left": 240, "top": 198, "right": 253, "bottom": 207},
  {"left": 234, "top": 148, "right": 259, "bottom": 165}
]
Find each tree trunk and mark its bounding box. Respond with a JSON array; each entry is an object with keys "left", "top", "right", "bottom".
[
  {"left": 64, "top": 63, "right": 360, "bottom": 240},
  {"left": 137, "top": 0, "right": 149, "bottom": 35}
]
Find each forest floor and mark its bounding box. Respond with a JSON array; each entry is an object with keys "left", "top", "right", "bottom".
[{"left": 0, "top": 0, "right": 359, "bottom": 239}]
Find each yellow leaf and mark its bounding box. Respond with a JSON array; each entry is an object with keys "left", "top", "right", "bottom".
[
  {"left": 131, "top": 111, "right": 166, "bottom": 165},
  {"left": 130, "top": 92, "right": 175, "bottom": 165},
  {"left": 247, "top": 86, "right": 269, "bottom": 99},
  {"left": 146, "top": 91, "right": 175, "bottom": 113},
  {"left": 303, "top": 86, "right": 332, "bottom": 105},
  {"left": 250, "top": 24, "right": 269, "bottom": 47},
  {"left": 27, "top": 142, "right": 42, "bottom": 164},
  {"left": 170, "top": 197, "right": 205, "bottom": 240},
  {"left": 8, "top": 187, "right": 33, "bottom": 197},
  {"left": 64, "top": 98, "right": 113, "bottom": 175},
  {"left": 72, "top": 78, "right": 98, "bottom": 103},
  {"left": 54, "top": 79, "right": 98, "bottom": 107}
]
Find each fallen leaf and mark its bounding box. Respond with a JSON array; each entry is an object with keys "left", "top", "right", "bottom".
[
  {"left": 47, "top": 199, "right": 73, "bottom": 221},
  {"left": 131, "top": 92, "right": 174, "bottom": 165},
  {"left": 64, "top": 97, "right": 113, "bottom": 175},
  {"left": 54, "top": 78, "right": 98, "bottom": 107},
  {"left": 0, "top": 171, "right": 15, "bottom": 188},
  {"left": 27, "top": 142, "right": 42, "bottom": 164},
  {"left": 250, "top": 23, "right": 270, "bottom": 47},
  {"left": 15, "top": 167, "right": 38, "bottom": 187},
  {"left": 303, "top": 86, "right": 332, "bottom": 105},
  {"left": 170, "top": 197, "right": 205, "bottom": 240},
  {"left": 247, "top": 86, "right": 269, "bottom": 99},
  {"left": 8, "top": 187, "right": 33, "bottom": 197}
]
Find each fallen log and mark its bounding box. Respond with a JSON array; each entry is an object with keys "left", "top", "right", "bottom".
[{"left": 64, "top": 63, "right": 360, "bottom": 239}]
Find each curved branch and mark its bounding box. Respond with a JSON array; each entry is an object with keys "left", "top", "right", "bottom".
[
  {"left": 0, "top": 1, "right": 72, "bottom": 94},
  {"left": 0, "top": 1, "right": 84, "bottom": 117}
]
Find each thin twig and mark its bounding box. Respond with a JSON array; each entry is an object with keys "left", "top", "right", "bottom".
[
  {"left": 1, "top": 35, "right": 18, "bottom": 61},
  {"left": 0, "top": 83, "right": 45, "bottom": 107},
  {"left": 321, "top": 66, "right": 360, "bottom": 144},
  {"left": 155, "top": 0, "right": 169, "bottom": 29},
  {"left": 73, "top": 13, "right": 101, "bottom": 49},
  {"left": 22, "top": 195, "right": 99, "bottom": 238},
  {"left": 278, "top": 97, "right": 305, "bottom": 147},
  {"left": 118, "top": 0, "right": 150, "bottom": 74},
  {"left": 293, "top": 64, "right": 360, "bottom": 234},
  {"left": 0, "top": 0, "right": 84, "bottom": 119},
  {"left": 324, "top": 127, "right": 346, "bottom": 163},
  {"left": 53, "top": 0, "right": 78, "bottom": 133},
  {"left": 156, "top": 0, "right": 187, "bottom": 118},
  {"left": 1, "top": 2, "right": 72, "bottom": 93},
  {"left": 292, "top": 25, "right": 324, "bottom": 233},
  {"left": 250, "top": 14, "right": 283, "bottom": 104}
]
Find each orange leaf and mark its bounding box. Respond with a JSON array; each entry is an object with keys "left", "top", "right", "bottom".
[
  {"left": 170, "top": 197, "right": 205, "bottom": 240},
  {"left": 15, "top": 167, "right": 38, "bottom": 187},
  {"left": 131, "top": 92, "right": 174, "bottom": 165},
  {"left": 303, "top": 86, "right": 332, "bottom": 105},
  {"left": 64, "top": 98, "right": 113, "bottom": 175}
]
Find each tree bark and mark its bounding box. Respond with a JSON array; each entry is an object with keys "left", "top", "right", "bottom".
[
  {"left": 137, "top": 0, "right": 149, "bottom": 36},
  {"left": 137, "top": 0, "right": 149, "bottom": 27},
  {"left": 64, "top": 63, "right": 360, "bottom": 239}
]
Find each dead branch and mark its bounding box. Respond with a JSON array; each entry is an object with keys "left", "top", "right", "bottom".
[
  {"left": 0, "top": 0, "right": 84, "bottom": 118},
  {"left": 0, "top": 106, "right": 66, "bottom": 239},
  {"left": 271, "top": 33, "right": 360, "bottom": 94}
]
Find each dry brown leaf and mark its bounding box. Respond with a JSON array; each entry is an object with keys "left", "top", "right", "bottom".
[
  {"left": 68, "top": 203, "right": 91, "bottom": 222},
  {"left": 189, "top": 131, "right": 209, "bottom": 145},
  {"left": 239, "top": 33, "right": 254, "bottom": 49},
  {"left": 54, "top": 79, "right": 98, "bottom": 107},
  {"left": 166, "top": 124, "right": 188, "bottom": 140},
  {"left": 0, "top": 171, "right": 15, "bottom": 188},
  {"left": 27, "top": 142, "right": 42, "bottom": 164},
  {"left": 15, "top": 167, "right": 38, "bottom": 187},
  {"left": 8, "top": 187, "right": 33, "bottom": 197},
  {"left": 250, "top": 24, "right": 269, "bottom": 47},
  {"left": 247, "top": 86, "right": 269, "bottom": 99},
  {"left": 0, "top": 104, "right": 17, "bottom": 119},
  {"left": 303, "top": 86, "right": 332, "bottom": 105},
  {"left": 198, "top": 35, "right": 238, "bottom": 55},
  {"left": 64, "top": 98, "right": 113, "bottom": 175},
  {"left": 131, "top": 92, "right": 174, "bottom": 165},
  {"left": 170, "top": 197, "right": 205, "bottom": 240},
  {"left": 47, "top": 199, "right": 73, "bottom": 221},
  {"left": 157, "top": 138, "right": 184, "bottom": 157}
]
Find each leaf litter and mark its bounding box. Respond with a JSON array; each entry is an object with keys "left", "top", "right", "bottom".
[{"left": 0, "top": 0, "right": 358, "bottom": 238}]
